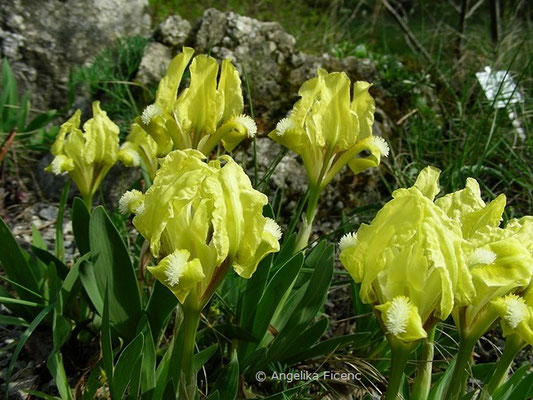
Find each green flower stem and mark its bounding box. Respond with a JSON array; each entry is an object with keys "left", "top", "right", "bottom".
[
  {"left": 384, "top": 338, "right": 411, "bottom": 400},
  {"left": 178, "top": 296, "right": 202, "bottom": 400},
  {"left": 294, "top": 184, "right": 321, "bottom": 252},
  {"left": 444, "top": 336, "right": 477, "bottom": 400},
  {"left": 411, "top": 325, "right": 436, "bottom": 400},
  {"left": 482, "top": 334, "right": 524, "bottom": 397},
  {"left": 82, "top": 194, "right": 93, "bottom": 211},
  {"left": 446, "top": 304, "right": 502, "bottom": 400}
]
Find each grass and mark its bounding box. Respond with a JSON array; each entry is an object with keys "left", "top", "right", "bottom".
[{"left": 68, "top": 36, "right": 150, "bottom": 136}]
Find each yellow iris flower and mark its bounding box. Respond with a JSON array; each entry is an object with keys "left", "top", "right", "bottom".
[
  {"left": 436, "top": 179, "right": 533, "bottom": 337},
  {"left": 120, "top": 150, "right": 281, "bottom": 304},
  {"left": 340, "top": 167, "right": 475, "bottom": 342},
  {"left": 120, "top": 47, "right": 256, "bottom": 178},
  {"left": 46, "top": 101, "right": 120, "bottom": 207},
  {"left": 269, "top": 69, "right": 389, "bottom": 190}
]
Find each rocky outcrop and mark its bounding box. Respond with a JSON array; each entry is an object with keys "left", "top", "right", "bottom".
[
  {"left": 141, "top": 8, "right": 382, "bottom": 131},
  {"left": 0, "top": 0, "right": 151, "bottom": 110}
]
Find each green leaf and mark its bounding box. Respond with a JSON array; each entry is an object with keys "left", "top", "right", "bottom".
[
  {"left": 0, "top": 58, "right": 18, "bottom": 130},
  {"left": 46, "top": 352, "right": 73, "bottom": 400},
  {"left": 508, "top": 372, "right": 533, "bottom": 400},
  {"left": 61, "top": 255, "right": 85, "bottom": 301},
  {"left": 262, "top": 384, "right": 308, "bottom": 400},
  {"left": 238, "top": 254, "right": 273, "bottom": 333},
  {"left": 216, "top": 324, "right": 257, "bottom": 343},
  {"left": 21, "top": 390, "right": 61, "bottom": 400},
  {"left": 207, "top": 391, "right": 220, "bottom": 400},
  {"left": 0, "top": 296, "right": 41, "bottom": 308},
  {"left": 146, "top": 280, "right": 178, "bottom": 342},
  {"left": 211, "top": 350, "right": 239, "bottom": 400},
  {"left": 428, "top": 359, "right": 456, "bottom": 400},
  {"left": 127, "top": 355, "right": 144, "bottom": 400},
  {"left": 81, "top": 362, "right": 102, "bottom": 400},
  {"left": 154, "top": 344, "right": 173, "bottom": 400},
  {"left": 136, "top": 315, "right": 156, "bottom": 395},
  {"left": 351, "top": 281, "right": 378, "bottom": 332},
  {"left": 492, "top": 364, "right": 529, "bottom": 400},
  {"left": 16, "top": 93, "right": 29, "bottom": 131},
  {"left": 247, "top": 253, "right": 304, "bottom": 352},
  {"left": 43, "top": 262, "right": 62, "bottom": 304},
  {"left": 24, "top": 109, "right": 58, "bottom": 132},
  {"left": 72, "top": 197, "right": 91, "bottom": 255},
  {"left": 52, "top": 311, "right": 71, "bottom": 352},
  {"left": 79, "top": 260, "right": 103, "bottom": 315},
  {"left": 0, "top": 315, "right": 28, "bottom": 327},
  {"left": 193, "top": 344, "right": 218, "bottom": 374},
  {"left": 31, "top": 246, "right": 70, "bottom": 280},
  {"left": 277, "top": 318, "right": 329, "bottom": 362},
  {"left": 113, "top": 332, "right": 145, "bottom": 399},
  {"left": 31, "top": 224, "right": 48, "bottom": 250},
  {"left": 4, "top": 303, "right": 54, "bottom": 400},
  {"left": 0, "top": 216, "right": 42, "bottom": 303},
  {"left": 102, "top": 288, "right": 114, "bottom": 398},
  {"left": 266, "top": 242, "right": 334, "bottom": 363},
  {"left": 89, "top": 206, "right": 141, "bottom": 339},
  {"left": 55, "top": 182, "right": 69, "bottom": 262},
  {"left": 283, "top": 332, "right": 371, "bottom": 365}
]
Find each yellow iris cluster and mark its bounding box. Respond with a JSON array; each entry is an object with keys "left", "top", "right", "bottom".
[{"left": 340, "top": 167, "right": 533, "bottom": 344}]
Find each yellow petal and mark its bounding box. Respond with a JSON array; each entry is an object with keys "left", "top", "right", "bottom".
[
  {"left": 176, "top": 54, "right": 219, "bottom": 138},
  {"left": 155, "top": 47, "right": 194, "bottom": 111},
  {"left": 492, "top": 293, "right": 533, "bottom": 345},
  {"left": 351, "top": 81, "right": 375, "bottom": 141},
  {"left": 376, "top": 296, "right": 427, "bottom": 342},
  {"left": 147, "top": 249, "right": 205, "bottom": 304},
  {"left": 217, "top": 59, "right": 244, "bottom": 124}
]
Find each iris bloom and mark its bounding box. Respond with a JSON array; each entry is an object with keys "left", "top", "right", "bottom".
[
  {"left": 436, "top": 179, "right": 533, "bottom": 338},
  {"left": 340, "top": 167, "right": 475, "bottom": 342},
  {"left": 270, "top": 69, "right": 389, "bottom": 251},
  {"left": 46, "top": 101, "right": 120, "bottom": 208},
  {"left": 120, "top": 149, "right": 281, "bottom": 305},
  {"left": 269, "top": 69, "right": 389, "bottom": 190},
  {"left": 435, "top": 179, "right": 533, "bottom": 400},
  {"left": 120, "top": 47, "right": 256, "bottom": 178}
]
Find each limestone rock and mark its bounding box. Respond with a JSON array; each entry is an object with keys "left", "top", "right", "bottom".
[
  {"left": 136, "top": 42, "right": 173, "bottom": 86},
  {"left": 0, "top": 0, "right": 151, "bottom": 110},
  {"left": 193, "top": 8, "right": 297, "bottom": 126},
  {"left": 155, "top": 14, "right": 191, "bottom": 48}
]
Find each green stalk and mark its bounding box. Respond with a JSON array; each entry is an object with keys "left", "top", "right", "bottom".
[
  {"left": 411, "top": 325, "right": 436, "bottom": 400},
  {"left": 444, "top": 336, "right": 477, "bottom": 400},
  {"left": 481, "top": 334, "right": 524, "bottom": 398},
  {"left": 82, "top": 194, "right": 93, "bottom": 211},
  {"left": 384, "top": 338, "right": 411, "bottom": 400},
  {"left": 293, "top": 183, "right": 321, "bottom": 253},
  {"left": 178, "top": 297, "right": 202, "bottom": 400},
  {"left": 445, "top": 306, "right": 500, "bottom": 400}
]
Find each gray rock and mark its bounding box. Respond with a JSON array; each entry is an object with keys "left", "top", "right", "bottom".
[
  {"left": 135, "top": 42, "right": 173, "bottom": 86},
  {"left": 137, "top": 9, "right": 381, "bottom": 134},
  {"left": 37, "top": 204, "right": 58, "bottom": 221},
  {"left": 192, "top": 8, "right": 297, "bottom": 126},
  {"left": 33, "top": 154, "right": 79, "bottom": 201},
  {"left": 101, "top": 162, "right": 142, "bottom": 209},
  {"left": 0, "top": 0, "right": 151, "bottom": 111},
  {"left": 155, "top": 15, "right": 191, "bottom": 48}
]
